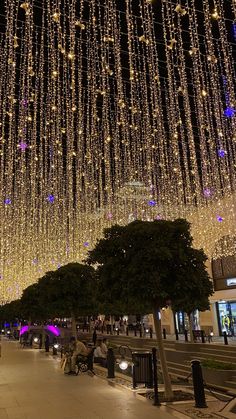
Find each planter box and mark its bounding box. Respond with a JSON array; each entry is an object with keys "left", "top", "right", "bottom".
[{"left": 202, "top": 367, "right": 236, "bottom": 387}]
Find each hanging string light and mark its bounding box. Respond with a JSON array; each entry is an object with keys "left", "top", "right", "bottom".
[{"left": 0, "top": 0, "right": 235, "bottom": 302}]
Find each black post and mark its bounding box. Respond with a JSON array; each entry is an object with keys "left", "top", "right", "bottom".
[
  {"left": 134, "top": 327, "right": 137, "bottom": 337},
  {"left": 116, "top": 329, "right": 119, "bottom": 336},
  {"left": 152, "top": 348, "right": 160, "bottom": 406},
  {"left": 39, "top": 334, "right": 42, "bottom": 349},
  {"left": 175, "top": 329, "right": 179, "bottom": 341},
  {"left": 201, "top": 330, "right": 205, "bottom": 344},
  {"left": 126, "top": 327, "right": 129, "bottom": 336},
  {"left": 223, "top": 331, "right": 228, "bottom": 345},
  {"left": 92, "top": 329, "right": 97, "bottom": 346},
  {"left": 163, "top": 328, "right": 166, "bottom": 340},
  {"left": 107, "top": 348, "right": 115, "bottom": 378},
  {"left": 150, "top": 328, "right": 153, "bottom": 339},
  {"left": 184, "top": 329, "right": 188, "bottom": 342},
  {"left": 87, "top": 349, "right": 94, "bottom": 372},
  {"left": 45, "top": 335, "right": 50, "bottom": 353},
  {"left": 191, "top": 360, "right": 207, "bottom": 408},
  {"left": 139, "top": 328, "right": 142, "bottom": 338}
]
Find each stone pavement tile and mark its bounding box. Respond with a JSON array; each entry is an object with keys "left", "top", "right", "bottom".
[
  {"left": 5, "top": 407, "right": 27, "bottom": 419},
  {"left": 7, "top": 406, "right": 80, "bottom": 419},
  {"left": 166, "top": 402, "right": 229, "bottom": 419},
  {"left": 0, "top": 408, "right": 8, "bottom": 419},
  {"left": 0, "top": 341, "right": 185, "bottom": 419},
  {"left": 0, "top": 396, "right": 19, "bottom": 409}
]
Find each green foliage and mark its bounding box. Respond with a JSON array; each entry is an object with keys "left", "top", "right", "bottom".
[
  {"left": 37, "top": 262, "right": 97, "bottom": 318},
  {"left": 88, "top": 219, "right": 213, "bottom": 314},
  {"left": 0, "top": 299, "right": 23, "bottom": 322},
  {"left": 21, "top": 283, "right": 48, "bottom": 321},
  {"left": 201, "top": 359, "right": 236, "bottom": 370}
]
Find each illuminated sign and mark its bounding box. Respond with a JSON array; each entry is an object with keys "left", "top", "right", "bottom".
[{"left": 226, "top": 278, "right": 236, "bottom": 287}]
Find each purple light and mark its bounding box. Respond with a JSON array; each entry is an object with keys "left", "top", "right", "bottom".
[
  {"left": 148, "top": 200, "right": 156, "bottom": 207},
  {"left": 233, "top": 22, "right": 236, "bottom": 41},
  {"left": 203, "top": 188, "right": 212, "bottom": 198},
  {"left": 107, "top": 213, "right": 113, "bottom": 220},
  {"left": 155, "top": 215, "right": 162, "bottom": 220},
  {"left": 217, "top": 216, "right": 223, "bottom": 222},
  {"left": 32, "top": 258, "right": 38, "bottom": 265},
  {"left": 45, "top": 325, "right": 60, "bottom": 337},
  {"left": 19, "top": 142, "right": 28, "bottom": 151},
  {"left": 21, "top": 99, "right": 28, "bottom": 108},
  {"left": 218, "top": 149, "right": 226, "bottom": 158},
  {"left": 20, "top": 325, "right": 29, "bottom": 336},
  {"left": 224, "top": 107, "right": 235, "bottom": 118},
  {"left": 47, "top": 194, "right": 55, "bottom": 203},
  {"left": 84, "top": 241, "right": 89, "bottom": 247},
  {"left": 4, "top": 198, "right": 11, "bottom": 205}
]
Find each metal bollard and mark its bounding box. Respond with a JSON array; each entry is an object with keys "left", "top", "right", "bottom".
[
  {"left": 45, "top": 336, "right": 50, "bottom": 353},
  {"left": 184, "top": 330, "right": 188, "bottom": 342},
  {"left": 139, "top": 329, "right": 142, "bottom": 338},
  {"left": 39, "top": 334, "right": 42, "bottom": 349},
  {"left": 152, "top": 348, "right": 160, "bottom": 406},
  {"left": 107, "top": 348, "right": 115, "bottom": 378},
  {"left": 175, "top": 329, "right": 179, "bottom": 341},
  {"left": 150, "top": 328, "right": 153, "bottom": 339},
  {"left": 126, "top": 327, "right": 129, "bottom": 336},
  {"left": 134, "top": 328, "right": 137, "bottom": 337},
  {"left": 223, "top": 331, "right": 228, "bottom": 345},
  {"left": 201, "top": 330, "right": 205, "bottom": 344},
  {"left": 191, "top": 360, "right": 207, "bottom": 408},
  {"left": 163, "top": 328, "right": 166, "bottom": 340}
]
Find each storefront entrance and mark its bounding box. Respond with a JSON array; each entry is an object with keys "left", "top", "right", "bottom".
[
  {"left": 175, "top": 310, "right": 200, "bottom": 333},
  {"left": 217, "top": 301, "right": 236, "bottom": 336}
]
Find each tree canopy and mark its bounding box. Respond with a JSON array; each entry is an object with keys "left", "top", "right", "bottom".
[
  {"left": 88, "top": 219, "right": 213, "bottom": 313},
  {"left": 37, "top": 262, "right": 97, "bottom": 319},
  {"left": 88, "top": 218, "right": 213, "bottom": 398}
]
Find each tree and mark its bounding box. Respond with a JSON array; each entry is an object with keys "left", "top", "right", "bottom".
[
  {"left": 21, "top": 283, "right": 49, "bottom": 323},
  {"left": 87, "top": 219, "right": 213, "bottom": 399},
  {"left": 37, "top": 263, "right": 97, "bottom": 335},
  {"left": 0, "top": 299, "right": 23, "bottom": 324}
]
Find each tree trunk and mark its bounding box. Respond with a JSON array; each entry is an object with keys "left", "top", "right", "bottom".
[
  {"left": 71, "top": 314, "right": 77, "bottom": 336},
  {"left": 188, "top": 313, "right": 194, "bottom": 343},
  {"left": 110, "top": 315, "right": 114, "bottom": 335},
  {"left": 152, "top": 307, "right": 174, "bottom": 400}
]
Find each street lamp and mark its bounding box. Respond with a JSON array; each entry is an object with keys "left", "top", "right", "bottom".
[{"left": 117, "top": 345, "right": 133, "bottom": 371}]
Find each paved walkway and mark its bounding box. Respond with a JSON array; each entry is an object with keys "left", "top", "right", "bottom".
[{"left": 0, "top": 339, "right": 185, "bottom": 419}]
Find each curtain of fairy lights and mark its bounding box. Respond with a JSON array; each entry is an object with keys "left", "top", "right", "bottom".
[{"left": 0, "top": 0, "right": 235, "bottom": 301}]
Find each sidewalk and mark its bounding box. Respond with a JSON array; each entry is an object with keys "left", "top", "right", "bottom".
[{"left": 0, "top": 339, "right": 185, "bottom": 419}]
